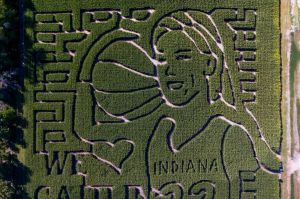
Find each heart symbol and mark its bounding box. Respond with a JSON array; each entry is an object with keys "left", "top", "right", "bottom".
[{"left": 92, "top": 138, "right": 134, "bottom": 174}]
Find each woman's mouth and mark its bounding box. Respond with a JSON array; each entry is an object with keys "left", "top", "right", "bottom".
[{"left": 167, "top": 81, "right": 184, "bottom": 90}]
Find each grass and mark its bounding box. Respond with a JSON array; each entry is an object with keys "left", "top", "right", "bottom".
[{"left": 289, "top": 36, "right": 300, "bottom": 98}]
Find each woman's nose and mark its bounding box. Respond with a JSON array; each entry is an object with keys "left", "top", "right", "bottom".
[{"left": 165, "top": 66, "right": 176, "bottom": 76}]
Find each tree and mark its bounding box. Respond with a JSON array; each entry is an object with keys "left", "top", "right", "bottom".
[{"left": 0, "top": 180, "right": 14, "bottom": 199}]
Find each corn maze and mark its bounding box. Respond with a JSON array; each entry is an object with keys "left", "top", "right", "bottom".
[{"left": 24, "top": 0, "right": 282, "bottom": 198}]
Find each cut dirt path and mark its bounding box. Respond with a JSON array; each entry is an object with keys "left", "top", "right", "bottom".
[{"left": 281, "top": 0, "right": 292, "bottom": 198}]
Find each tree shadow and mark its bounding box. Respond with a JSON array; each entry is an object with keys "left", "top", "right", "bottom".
[
  {"left": 0, "top": 105, "right": 31, "bottom": 198},
  {"left": 0, "top": 154, "right": 31, "bottom": 199},
  {"left": 0, "top": 0, "right": 46, "bottom": 198}
]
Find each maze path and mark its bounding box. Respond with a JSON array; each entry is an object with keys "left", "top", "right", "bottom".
[{"left": 25, "top": 1, "right": 282, "bottom": 198}]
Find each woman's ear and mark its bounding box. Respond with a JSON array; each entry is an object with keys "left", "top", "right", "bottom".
[{"left": 204, "top": 56, "right": 217, "bottom": 76}]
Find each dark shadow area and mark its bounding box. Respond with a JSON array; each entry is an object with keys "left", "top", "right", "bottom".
[
  {"left": 0, "top": 0, "right": 43, "bottom": 198},
  {"left": 0, "top": 107, "right": 31, "bottom": 199}
]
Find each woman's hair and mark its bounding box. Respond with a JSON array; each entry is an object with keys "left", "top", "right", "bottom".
[{"left": 153, "top": 10, "right": 223, "bottom": 57}]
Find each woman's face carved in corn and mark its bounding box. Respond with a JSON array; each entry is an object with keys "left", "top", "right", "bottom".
[{"left": 156, "top": 30, "right": 214, "bottom": 106}]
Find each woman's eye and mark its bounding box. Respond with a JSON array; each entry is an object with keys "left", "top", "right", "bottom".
[{"left": 175, "top": 55, "right": 192, "bottom": 60}]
